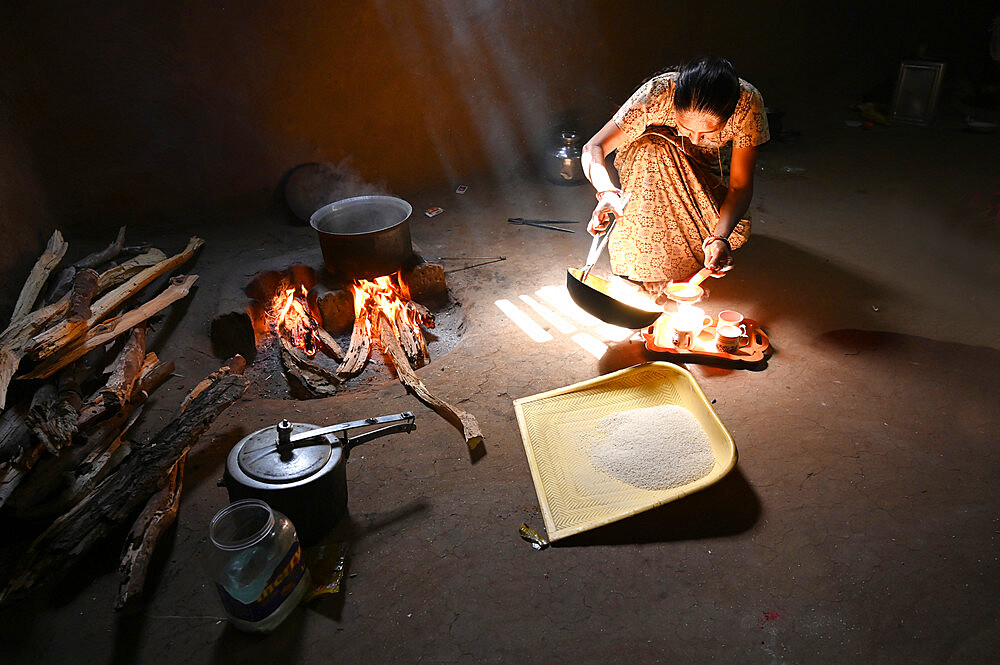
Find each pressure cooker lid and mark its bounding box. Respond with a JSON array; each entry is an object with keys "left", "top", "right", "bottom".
[{"left": 234, "top": 422, "right": 338, "bottom": 484}]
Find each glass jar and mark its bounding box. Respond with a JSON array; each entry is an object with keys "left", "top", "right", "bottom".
[
  {"left": 544, "top": 131, "right": 587, "bottom": 185},
  {"left": 207, "top": 499, "right": 311, "bottom": 633}
]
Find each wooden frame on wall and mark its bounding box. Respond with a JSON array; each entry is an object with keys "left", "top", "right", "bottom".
[{"left": 890, "top": 60, "right": 946, "bottom": 125}]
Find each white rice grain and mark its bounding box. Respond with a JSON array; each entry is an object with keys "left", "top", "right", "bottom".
[{"left": 587, "top": 404, "right": 715, "bottom": 490}]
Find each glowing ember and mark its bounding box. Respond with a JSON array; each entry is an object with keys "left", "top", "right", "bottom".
[{"left": 274, "top": 285, "right": 319, "bottom": 356}]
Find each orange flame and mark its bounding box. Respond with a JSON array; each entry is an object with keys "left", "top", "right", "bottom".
[
  {"left": 274, "top": 285, "right": 318, "bottom": 356},
  {"left": 350, "top": 274, "right": 421, "bottom": 341}
]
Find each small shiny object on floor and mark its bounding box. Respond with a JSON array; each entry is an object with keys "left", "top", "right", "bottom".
[{"left": 518, "top": 523, "right": 550, "bottom": 550}]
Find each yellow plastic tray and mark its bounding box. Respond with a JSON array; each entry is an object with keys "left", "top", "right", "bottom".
[{"left": 513, "top": 362, "right": 737, "bottom": 541}]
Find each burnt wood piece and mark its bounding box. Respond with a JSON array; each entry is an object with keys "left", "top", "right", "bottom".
[
  {"left": 312, "top": 326, "right": 345, "bottom": 361},
  {"left": 26, "top": 383, "right": 58, "bottom": 449},
  {"left": 14, "top": 406, "right": 143, "bottom": 521},
  {"left": 99, "top": 326, "right": 147, "bottom": 412},
  {"left": 0, "top": 403, "right": 33, "bottom": 467},
  {"left": 399, "top": 262, "right": 448, "bottom": 307},
  {"left": 116, "top": 453, "right": 185, "bottom": 611},
  {"left": 279, "top": 337, "right": 339, "bottom": 397},
  {"left": 9, "top": 230, "right": 68, "bottom": 326},
  {"left": 67, "top": 268, "right": 100, "bottom": 323},
  {"left": 20, "top": 274, "right": 199, "bottom": 381},
  {"left": 47, "top": 226, "right": 127, "bottom": 303},
  {"left": 376, "top": 312, "right": 483, "bottom": 451},
  {"left": 29, "top": 237, "right": 203, "bottom": 362},
  {"left": 336, "top": 307, "right": 371, "bottom": 380},
  {"left": 21, "top": 354, "right": 173, "bottom": 513},
  {"left": 406, "top": 300, "right": 435, "bottom": 328},
  {"left": 25, "top": 372, "right": 82, "bottom": 456},
  {"left": 395, "top": 307, "right": 429, "bottom": 368},
  {"left": 0, "top": 357, "right": 249, "bottom": 604}
]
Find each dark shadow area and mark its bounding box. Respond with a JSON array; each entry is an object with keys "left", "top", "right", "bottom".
[
  {"left": 684, "top": 234, "right": 891, "bottom": 333},
  {"left": 814, "top": 328, "right": 1000, "bottom": 378},
  {"left": 555, "top": 466, "right": 759, "bottom": 547},
  {"left": 266, "top": 164, "right": 310, "bottom": 228},
  {"left": 0, "top": 518, "right": 131, "bottom": 663},
  {"left": 211, "top": 603, "right": 307, "bottom": 665}
]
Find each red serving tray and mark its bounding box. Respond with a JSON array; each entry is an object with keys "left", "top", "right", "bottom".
[{"left": 642, "top": 316, "right": 771, "bottom": 364}]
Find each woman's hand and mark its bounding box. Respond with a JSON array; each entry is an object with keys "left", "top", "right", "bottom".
[
  {"left": 588, "top": 191, "right": 625, "bottom": 236},
  {"left": 703, "top": 237, "right": 733, "bottom": 271}
]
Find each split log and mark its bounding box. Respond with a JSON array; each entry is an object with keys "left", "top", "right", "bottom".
[
  {"left": 12, "top": 391, "right": 144, "bottom": 516},
  {"left": 29, "top": 237, "right": 203, "bottom": 361},
  {"left": 0, "top": 281, "right": 78, "bottom": 409},
  {"left": 376, "top": 312, "right": 482, "bottom": 450},
  {"left": 116, "top": 453, "right": 185, "bottom": 611},
  {"left": 336, "top": 307, "right": 371, "bottom": 379},
  {"left": 9, "top": 230, "right": 68, "bottom": 325},
  {"left": 178, "top": 354, "right": 246, "bottom": 412},
  {"left": 0, "top": 244, "right": 180, "bottom": 408},
  {"left": 47, "top": 226, "right": 127, "bottom": 303},
  {"left": 66, "top": 268, "right": 100, "bottom": 322},
  {"left": 132, "top": 356, "right": 175, "bottom": 401},
  {"left": 99, "top": 326, "right": 147, "bottom": 411},
  {"left": 16, "top": 351, "right": 172, "bottom": 515},
  {"left": 0, "top": 358, "right": 249, "bottom": 603},
  {"left": 395, "top": 307, "right": 429, "bottom": 368},
  {"left": 17, "top": 408, "right": 142, "bottom": 521},
  {"left": 279, "top": 336, "right": 339, "bottom": 397},
  {"left": 406, "top": 300, "right": 435, "bottom": 328},
  {"left": 20, "top": 274, "right": 199, "bottom": 380},
  {"left": 96, "top": 249, "right": 167, "bottom": 293},
  {"left": 313, "top": 326, "right": 345, "bottom": 361},
  {"left": 77, "top": 352, "right": 168, "bottom": 431},
  {"left": 23, "top": 366, "right": 84, "bottom": 456}
]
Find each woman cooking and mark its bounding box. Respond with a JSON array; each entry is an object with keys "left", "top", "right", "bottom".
[{"left": 582, "top": 56, "right": 769, "bottom": 302}]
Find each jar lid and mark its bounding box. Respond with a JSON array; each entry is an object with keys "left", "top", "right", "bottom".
[{"left": 235, "top": 422, "right": 335, "bottom": 484}]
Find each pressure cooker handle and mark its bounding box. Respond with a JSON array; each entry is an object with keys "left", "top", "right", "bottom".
[{"left": 274, "top": 412, "right": 416, "bottom": 460}]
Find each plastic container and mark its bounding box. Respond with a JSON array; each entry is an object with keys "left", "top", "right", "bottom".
[{"left": 207, "top": 499, "right": 311, "bottom": 632}]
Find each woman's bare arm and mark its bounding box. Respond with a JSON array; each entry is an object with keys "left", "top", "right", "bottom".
[
  {"left": 582, "top": 120, "right": 628, "bottom": 234},
  {"left": 705, "top": 144, "right": 757, "bottom": 268}
]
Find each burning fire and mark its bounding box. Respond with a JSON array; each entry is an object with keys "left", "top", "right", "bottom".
[
  {"left": 274, "top": 285, "right": 319, "bottom": 356},
  {"left": 270, "top": 272, "right": 431, "bottom": 373},
  {"left": 351, "top": 274, "right": 421, "bottom": 340}
]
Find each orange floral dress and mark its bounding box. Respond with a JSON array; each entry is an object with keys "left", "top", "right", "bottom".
[{"left": 610, "top": 72, "right": 769, "bottom": 284}]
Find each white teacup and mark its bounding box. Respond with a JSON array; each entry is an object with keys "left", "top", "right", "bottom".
[
  {"left": 716, "top": 310, "right": 745, "bottom": 331},
  {"left": 716, "top": 324, "right": 751, "bottom": 354},
  {"left": 668, "top": 307, "right": 713, "bottom": 349}
]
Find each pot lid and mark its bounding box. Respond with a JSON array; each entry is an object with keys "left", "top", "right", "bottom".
[{"left": 235, "top": 423, "right": 337, "bottom": 484}]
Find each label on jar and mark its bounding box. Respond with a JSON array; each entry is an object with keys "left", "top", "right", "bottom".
[{"left": 215, "top": 539, "right": 306, "bottom": 624}]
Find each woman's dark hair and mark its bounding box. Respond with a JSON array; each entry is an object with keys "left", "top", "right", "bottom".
[{"left": 672, "top": 56, "right": 740, "bottom": 122}]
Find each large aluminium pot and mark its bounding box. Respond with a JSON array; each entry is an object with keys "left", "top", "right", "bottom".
[
  {"left": 309, "top": 195, "right": 414, "bottom": 280},
  {"left": 223, "top": 413, "right": 415, "bottom": 545}
]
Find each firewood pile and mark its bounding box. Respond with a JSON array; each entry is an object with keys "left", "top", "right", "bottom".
[{"left": 0, "top": 228, "right": 250, "bottom": 609}]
